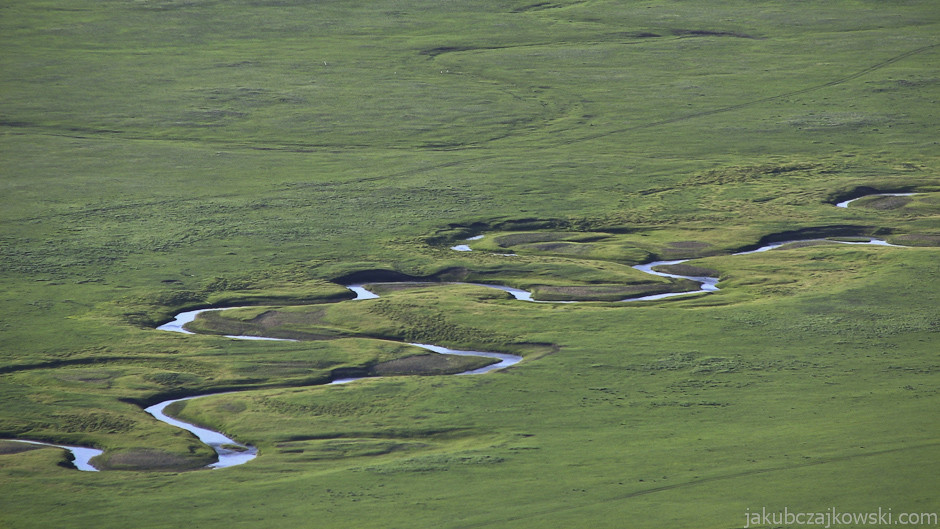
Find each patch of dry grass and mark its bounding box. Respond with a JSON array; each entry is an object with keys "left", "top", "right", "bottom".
[
  {"left": 93, "top": 448, "right": 212, "bottom": 471},
  {"left": 531, "top": 281, "right": 697, "bottom": 301},
  {"left": 369, "top": 354, "right": 497, "bottom": 376},
  {"left": 651, "top": 263, "right": 719, "bottom": 277},
  {"left": 0, "top": 441, "right": 42, "bottom": 455}
]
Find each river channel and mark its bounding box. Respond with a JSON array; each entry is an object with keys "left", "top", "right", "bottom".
[{"left": 5, "top": 233, "right": 904, "bottom": 471}]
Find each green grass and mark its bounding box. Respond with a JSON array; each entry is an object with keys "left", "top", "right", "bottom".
[{"left": 1, "top": 0, "right": 938, "bottom": 527}]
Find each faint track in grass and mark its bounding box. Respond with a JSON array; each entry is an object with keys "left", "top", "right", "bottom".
[
  {"left": 4, "top": 154, "right": 497, "bottom": 224},
  {"left": 5, "top": 43, "right": 934, "bottom": 159},
  {"left": 452, "top": 440, "right": 940, "bottom": 529},
  {"left": 566, "top": 42, "right": 940, "bottom": 144}
]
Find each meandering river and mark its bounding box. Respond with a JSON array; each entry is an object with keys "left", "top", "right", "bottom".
[
  {"left": 149, "top": 283, "right": 523, "bottom": 469},
  {"left": 7, "top": 234, "right": 905, "bottom": 471},
  {"left": 449, "top": 236, "right": 900, "bottom": 301},
  {"left": 145, "top": 235, "right": 902, "bottom": 469}
]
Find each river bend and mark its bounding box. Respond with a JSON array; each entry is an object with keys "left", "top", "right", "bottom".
[{"left": 10, "top": 236, "right": 903, "bottom": 470}]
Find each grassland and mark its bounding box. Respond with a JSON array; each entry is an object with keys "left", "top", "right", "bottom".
[{"left": 1, "top": 0, "right": 938, "bottom": 527}]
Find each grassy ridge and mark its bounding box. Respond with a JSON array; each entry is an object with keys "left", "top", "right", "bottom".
[{"left": 1, "top": 0, "right": 938, "bottom": 527}]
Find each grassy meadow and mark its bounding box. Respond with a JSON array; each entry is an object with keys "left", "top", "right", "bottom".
[{"left": 1, "top": 0, "right": 938, "bottom": 527}]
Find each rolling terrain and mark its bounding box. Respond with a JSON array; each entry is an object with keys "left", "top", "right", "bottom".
[{"left": 1, "top": 1, "right": 938, "bottom": 527}]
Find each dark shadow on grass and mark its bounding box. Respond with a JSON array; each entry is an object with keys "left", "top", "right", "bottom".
[
  {"left": 828, "top": 186, "right": 919, "bottom": 206},
  {"left": 735, "top": 225, "right": 884, "bottom": 253}
]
